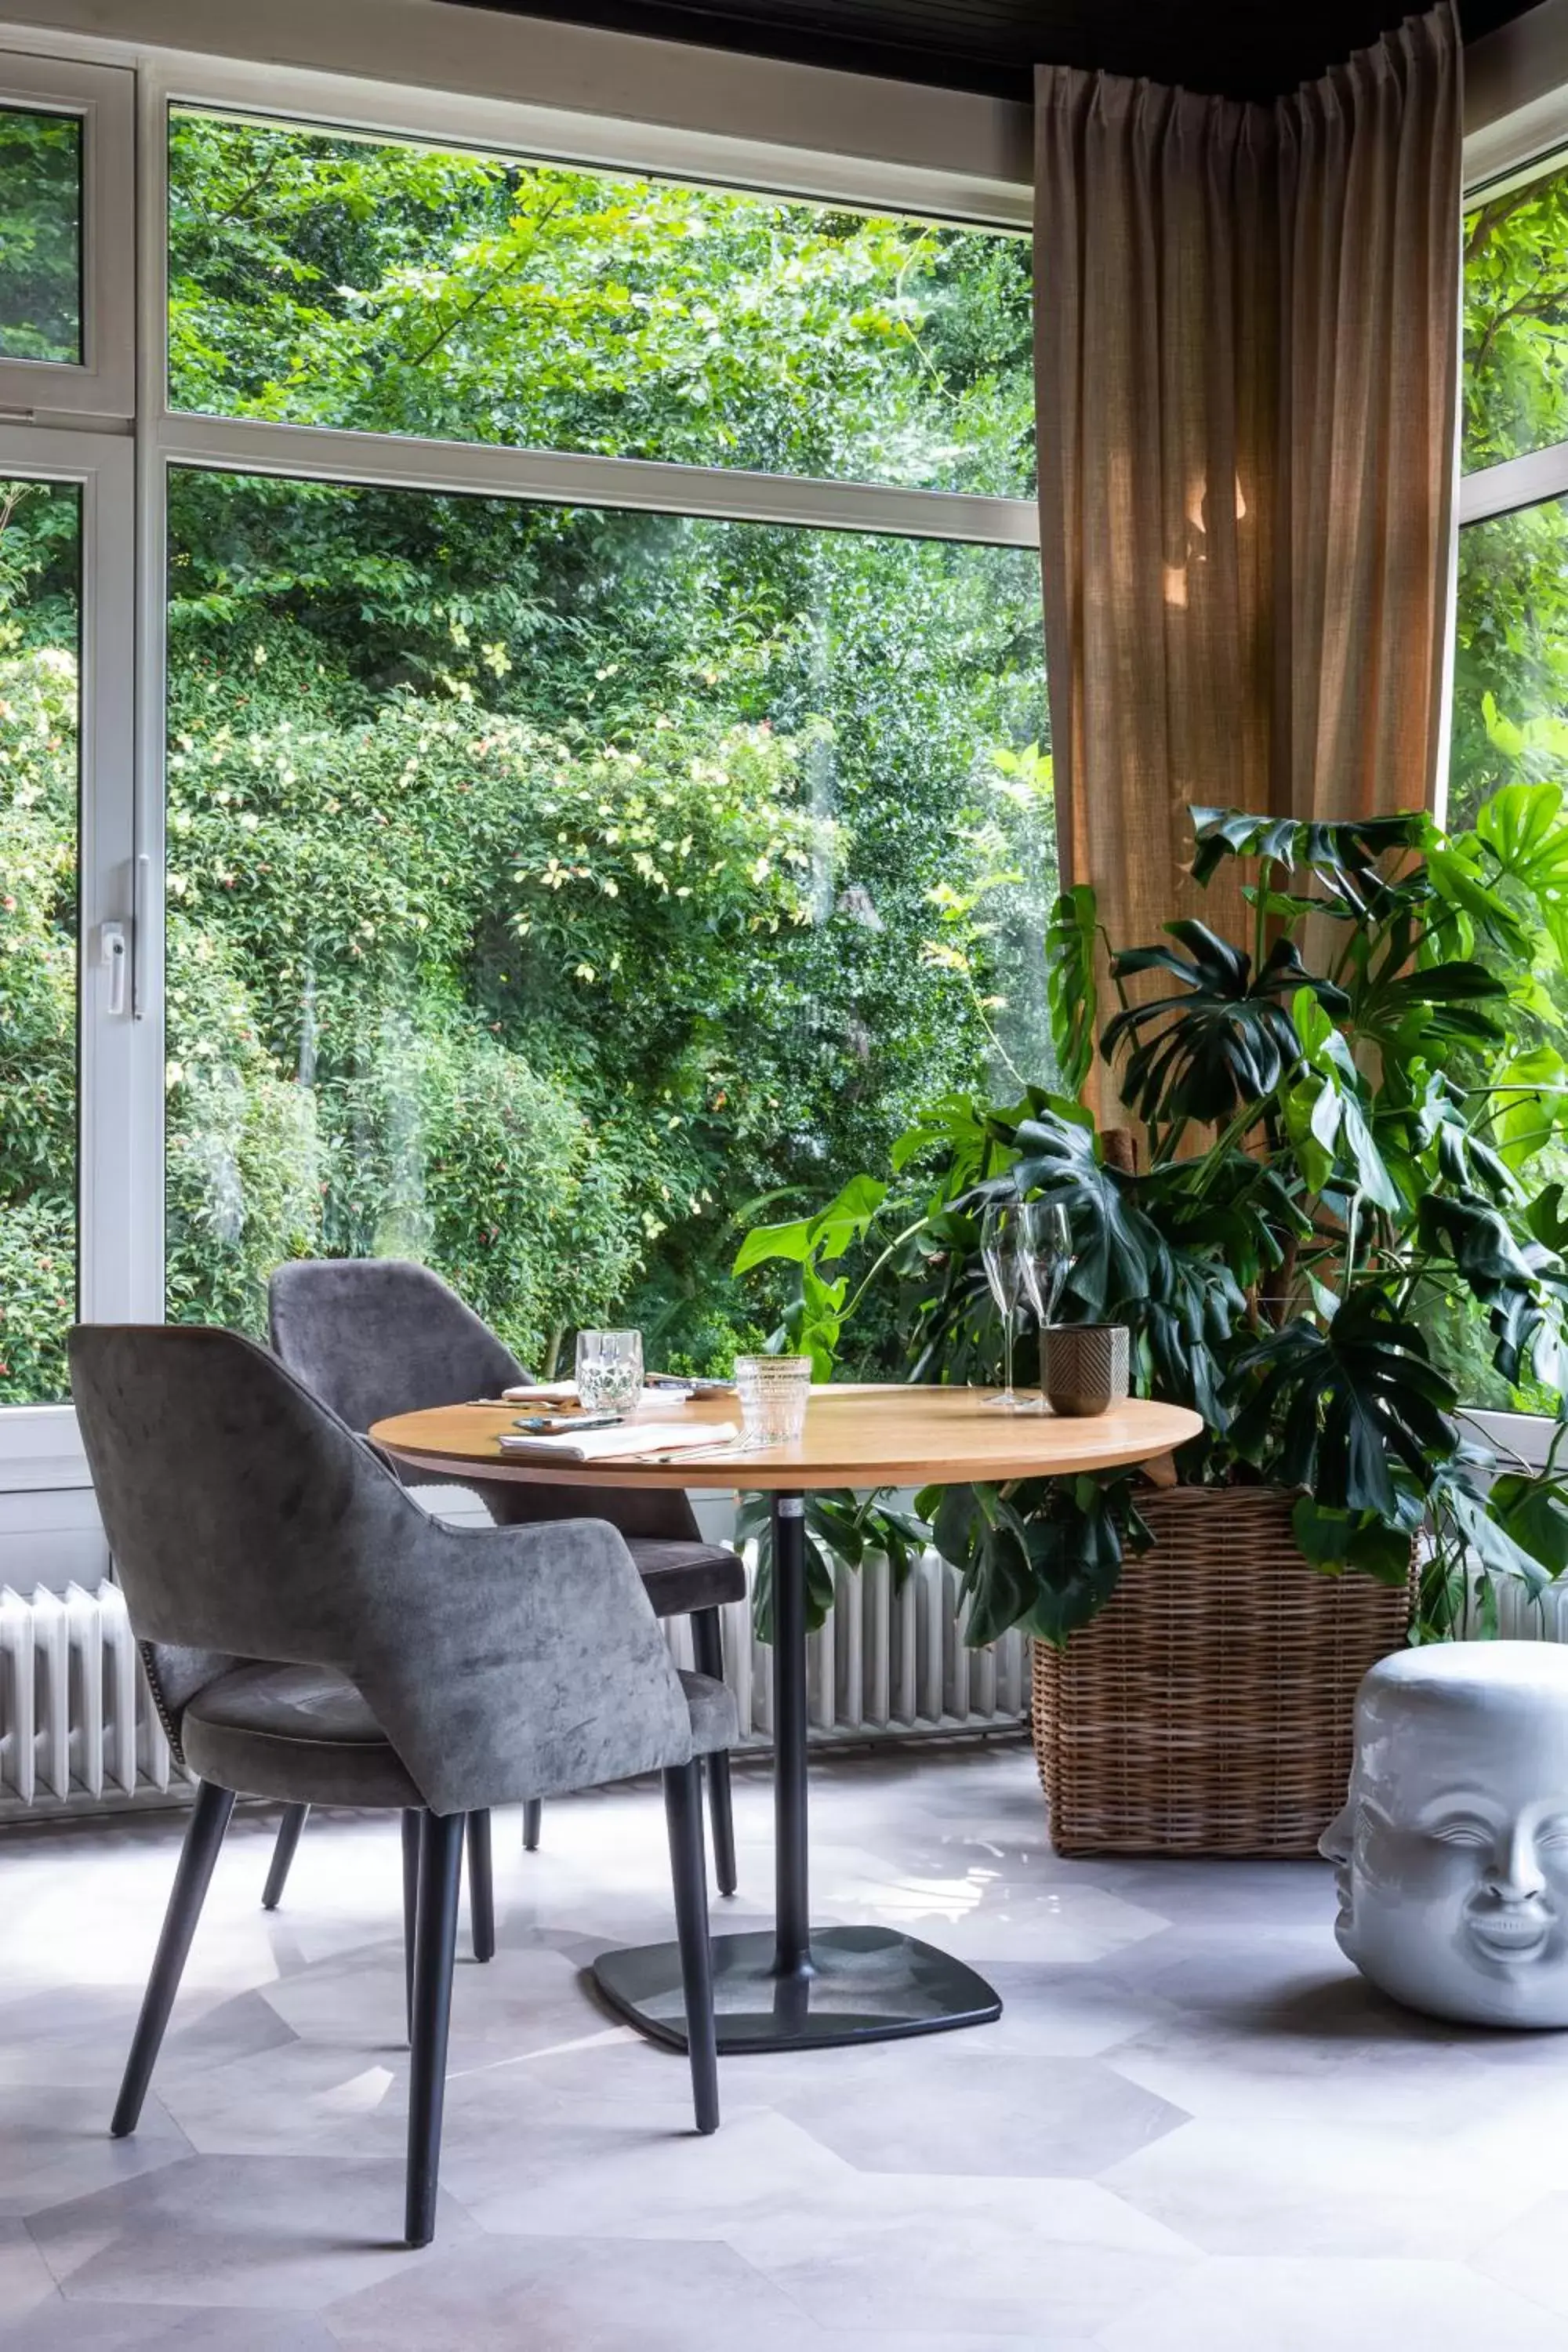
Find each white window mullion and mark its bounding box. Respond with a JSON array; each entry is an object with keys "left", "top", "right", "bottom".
[
  {"left": 1459, "top": 441, "right": 1568, "bottom": 528},
  {"left": 0, "top": 424, "right": 135, "bottom": 1488},
  {"left": 156, "top": 412, "right": 1040, "bottom": 550},
  {"left": 78, "top": 431, "right": 145, "bottom": 1327}
]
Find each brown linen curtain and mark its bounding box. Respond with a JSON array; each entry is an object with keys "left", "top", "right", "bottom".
[{"left": 1034, "top": 5, "right": 1461, "bottom": 984}]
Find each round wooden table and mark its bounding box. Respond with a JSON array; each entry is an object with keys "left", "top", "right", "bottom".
[{"left": 371, "top": 1385, "right": 1202, "bottom": 2054}]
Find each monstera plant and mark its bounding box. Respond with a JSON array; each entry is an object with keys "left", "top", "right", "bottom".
[{"left": 738, "top": 792, "right": 1568, "bottom": 1645}]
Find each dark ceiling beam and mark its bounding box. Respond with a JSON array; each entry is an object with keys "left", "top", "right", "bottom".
[{"left": 440, "top": 0, "right": 1537, "bottom": 104}]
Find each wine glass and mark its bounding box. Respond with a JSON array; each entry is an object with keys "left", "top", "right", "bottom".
[
  {"left": 980, "top": 1199, "right": 1030, "bottom": 1412},
  {"left": 1021, "top": 1200, "right": 1076, "bottom": 1332}
]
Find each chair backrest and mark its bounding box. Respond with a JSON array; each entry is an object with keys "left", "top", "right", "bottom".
[
  {"left": 69, "top": 1323, "right": 695, "bottom": 1810},
  {"left": 72, "top": 1323, "right": 412, "bottom": 1727},
  {"left": 269, "top": 1258, "right": 526, "bottom": 1433},
  {"left": 268, "top": 1255, "right": 703, "bottom": 1545}
]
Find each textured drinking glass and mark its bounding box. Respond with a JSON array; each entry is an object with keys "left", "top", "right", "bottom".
[
  {"left": 575, "top": 1328, "right": 644, "bottom": 1413},
  {"left": 734, "top": 1355, "right": 812, "bottom": 1446}
]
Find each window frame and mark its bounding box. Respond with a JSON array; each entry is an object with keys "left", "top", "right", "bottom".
[
  {"left": 0, "top": 51, "right": 133, "bottom": 419},
  {"left": 0, "top": 16, "right": 1561, "bottom": 1485},
  {"left": 0, "top": 423, "right": 140, "bottom": 1487},
  {"left": 0, "top": 27, "right": 1044, "bottom": 1490},
  {"left": 1455, "top": 133, "right": 1568, "bottom": 1467}
]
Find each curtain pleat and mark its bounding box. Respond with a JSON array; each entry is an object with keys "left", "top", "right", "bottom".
[{"left": 1035, "top": 5, "right": 1461, "bottom": 986}]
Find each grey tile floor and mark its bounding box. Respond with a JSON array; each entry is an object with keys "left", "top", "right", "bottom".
[{"left": 4, "top": 1743, "right": 1568, "bottom": 2348}]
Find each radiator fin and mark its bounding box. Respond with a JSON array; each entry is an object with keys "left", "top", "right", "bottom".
[
  {"left": 698, "top": 1544, "right": 1026, "bottom": 1750},
  {"left": 0, "top": 1581, "right": 182, "bottom": 1815}
]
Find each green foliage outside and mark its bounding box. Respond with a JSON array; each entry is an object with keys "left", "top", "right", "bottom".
[
  {"left": 1441, "top": 162, "right": 1568, "bottom": 1404},
  {"left": 0, "top": 113, "right": 1049, "bottom": 1399},
  {"left": 165, "top": 111, "right": 1034, "bottom": 493},
  {"left": 0, "top": 492, "right": 77, "bottom": 1396},
  {"left": 0, "top": 107, "right": 79, "bottom": 365}
]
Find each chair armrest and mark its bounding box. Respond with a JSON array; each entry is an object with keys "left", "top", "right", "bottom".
[{"left": 347, "top": 1510, "right": 697, "bottom": 1817}]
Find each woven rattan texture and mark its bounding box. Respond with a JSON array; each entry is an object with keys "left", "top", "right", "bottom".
[{"left": 1032, "top": 1486, "right": 1410, "bottom": 1857}]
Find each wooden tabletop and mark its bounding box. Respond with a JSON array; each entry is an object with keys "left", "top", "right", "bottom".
[{"left": 369, "top": 1385, "right": 1203, "bottom": 1493}]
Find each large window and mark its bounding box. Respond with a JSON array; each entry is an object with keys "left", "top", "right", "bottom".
[
  {"left": 167, "top": 111, "right": 1035, "bottom": 496},
  {"left": 0, "top": 51, "right": 1041, "bottom": 1468},
  {"left": 163, "top": 474, "right": 1046, "bottom": 1368},
  {"left": 0, "top": 478, "right": 78, "bottom": 1402},
  {"left": 8, "top": 27, "right": 1568, "bottom": 1474},
  {"left": 158, "top": 110, "right": 1047, "bottom": 1374},
  {"left": 1454, "top": 155, "right": 1568, "bottom": 1413}
]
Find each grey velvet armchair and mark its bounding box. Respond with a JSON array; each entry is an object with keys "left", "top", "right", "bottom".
[
  {"left": 70, "top": 1323, "right": 730, "bottom": 2249},
  {"left": 262, "top": 1259, "right": 743, "bottom": 1944}
]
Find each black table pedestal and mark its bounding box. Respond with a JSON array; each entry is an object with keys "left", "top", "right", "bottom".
[{"left": 591, "top": 1490, "right": 1003, "bottom": 2054}]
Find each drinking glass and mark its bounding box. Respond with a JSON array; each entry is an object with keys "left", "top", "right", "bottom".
[
  {"left": 734, "top": 1355, "right": 812, "bottom": 1446},
  {"left": 1021, "top": 1199, "right": 1076, "bottom": 1332},
  {"left": 980, "top": 1200, "right": 1031, "bottom": 1411},
  {"left": 575, "top": 1328, "right": 644, "bottom": 1413}
]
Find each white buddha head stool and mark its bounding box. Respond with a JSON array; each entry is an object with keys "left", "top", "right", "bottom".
[{"left": 1322, "top": 1642, "right": 1568, "bottom": 2028}]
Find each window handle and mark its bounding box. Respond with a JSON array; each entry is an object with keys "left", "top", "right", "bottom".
[{"left": 99, "top": 922, "right": 127, "bottom": 1018}]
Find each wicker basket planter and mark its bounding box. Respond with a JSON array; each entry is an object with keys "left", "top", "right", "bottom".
[{"left": 1030, "top": 1485, "right": 1410, "bottom": 1857}]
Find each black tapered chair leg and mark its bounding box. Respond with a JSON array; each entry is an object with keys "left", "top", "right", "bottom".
[
  {"left": 690, "top": 1609, "right": 738, "bottom": 1898},
  {"left": 405, "top": 1809, "right": 465, "bottom": 2249},
  {"left": 260, "top": 1801, "right": 310, "bottom": 1911},
  {"left": 521, "top": 1798, "right": 543, "bottom": 1852},
  {"left": 465, "top": 1808, "right": 495, "bottom": 1962},
  {"left": 111, "top": 1780, "right": 235, "bottom": 2139},
  {"left": 662, "top": 1759, "right": 719, "bottom": 2135},
  {"left": 401, "top": 1809, "right": 422, "bottom": 2042}
]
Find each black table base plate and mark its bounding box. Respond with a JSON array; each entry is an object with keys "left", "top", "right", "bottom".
[{"left": 593, "top": 1924, "right": 1002, "bottom": 2053}]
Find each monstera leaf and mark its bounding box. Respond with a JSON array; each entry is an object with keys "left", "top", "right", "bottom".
[
  {"left": 1142, "top": 1257, "right": 1247, "bottom": 1430},
  {"left": 739, "top": 1487, "right": 930, "bottom": 1640},
  {"left": 1490, "top": 1047, "right": 1568, "bottom": 1175},
  {"left": 923, "top": 1472, "right": 1151, "bottom": 1647},
  {"left": 1475, "top": 782, "right": 1568, "bottom": 966},
  {"left": 1527, "top": 1181, "right": 1568, "bottom": 1255},
  {"left": 1490, "top": 1465, "right": 1568, "bottom": 1588},
  {"left": 1406, "top": 1068, "right": 1519, "bottom": 1200},
  {"left": 1228, "top": 1287, "right": 1459, "bottom": 1519},
  {"left": 1189, "top": 806, "right": 1429, "bottom": 919},
  {"left": 1047, "top": 884, "right": 1100, "bottom": 1098},
  {"left": 1350, "top": 956, "right": 1509, "bottom": 1063},
  {"left": 1425, "top": 832, "right": 1535, "bottom": 963},
  {"left": 1101, "top": 924, "right": 1349, "bottom": 1129},
  {"left": 1418, "top": 1192, "right": 1568, "bottom": 1388},
  {"left": 1291, "top": 1491, "right": 1422, "bottom": 1584},
  {"left": 1000, "top": 1105, "right": 1161, "bottom": 1315},
  {"left": 1429, "top": 1467, "right": 1560, "bottom": 1610}
]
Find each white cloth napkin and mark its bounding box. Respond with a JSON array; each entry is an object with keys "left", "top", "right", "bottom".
[{"left": 497, "top": 1420, "right": 741, "bottom": 1462}]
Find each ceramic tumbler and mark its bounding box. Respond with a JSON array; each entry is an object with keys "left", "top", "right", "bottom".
[{"left": 1042, "top": 1323, "right": 1129, "bottom": 1417}]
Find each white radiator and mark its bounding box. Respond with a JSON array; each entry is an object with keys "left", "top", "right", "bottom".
[
  {"left": 1469, "top": 1577, "right": 1568, "bottom": 1642},
  {"left": 0, "top": 1580, "right": 179, "bottom": 1816},
  {"left": 665, "top": 1544, "right": 1028, "bottom": 1750},
  {"left": 0, "top": 1540, "right": 1024, "bottom": 1819}
]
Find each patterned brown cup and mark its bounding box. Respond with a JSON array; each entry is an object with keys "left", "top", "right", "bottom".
[{"left": 1042, "top": 1323, "right": 1130, "bottom": 1417}]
